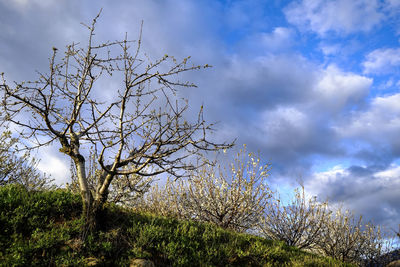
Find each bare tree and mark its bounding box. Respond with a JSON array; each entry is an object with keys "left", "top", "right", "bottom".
[
  {"left": 0, "top": 12, "right": 232, "bottom": 232},
  {"left": 259, "top": 186, "right": 330, "bottom": 251},
  {"left": 69, "top": 150, "right": 153, "bottom": 205}
]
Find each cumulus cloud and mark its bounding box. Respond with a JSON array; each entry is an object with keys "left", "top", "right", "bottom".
[
  {"left": 363, "top": 48, "right": 400, "bottom": 74},
  {"left": 211, "top": 60, "right": 372, "bottom": 178},
  {"left": 260, "top": 27, "right": 295, "bottom": 52},
  {"left": 203, "top": 51, "right": 373, "bottom": 174},
  {"left": 313, "top": 65, "right": 372, "bottom": 112},
  {"left": 215, "top": 54, "right": 318, "bottom": 113},
  {"left": 306, "top": 164, "right": 400, "bottom": 229},
  {"left": 336, "top": 93, "right": 400, "bottom": 145},
  {"left": 259, "top": 106, "right": 312, "bottom": 150},
  {"left": 331, "top": 93, "right": 400, "bottom": 169},
  {"left": 285, "top": 0, "right": 383, "bottom": 36}
]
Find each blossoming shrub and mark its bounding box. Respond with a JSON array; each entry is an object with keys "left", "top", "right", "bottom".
[
  {"left": 259, "top": 186, "right": 330, "bottom": 251},
  {"left": 136, "top": 145, "right": 272, "bottom": 232},
  {"left": 259, "top": 185, "right": 394, "bottom": 265},
  {"left": 315, "top": 207, "right": 393, "bottom": 265}
]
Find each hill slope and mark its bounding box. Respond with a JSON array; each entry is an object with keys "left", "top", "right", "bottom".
[{"left": 0, "top": 184, "right": 354, "bottom": 266}]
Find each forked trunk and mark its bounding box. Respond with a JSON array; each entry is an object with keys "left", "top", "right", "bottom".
[
  {"left": 74, "top": 156, "right": 103, "bottom": 237},
  {"left": 72, "top": 149, "right": 113, "bottom": 237}
]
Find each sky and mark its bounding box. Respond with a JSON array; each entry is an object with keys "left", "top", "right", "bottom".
[{"left": 1, "top": 0, "right": 400, "bottom": 234}]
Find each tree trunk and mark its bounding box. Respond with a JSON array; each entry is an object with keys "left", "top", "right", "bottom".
[
  {"left": 81, "top": 187, "right": 110, "bottom": 237},
  {"left": 73, "top": 151, "right": 112, "bottom": 237},
  {"left": 73, "top": 155, "right": 101, "bottom": 237},
  {"left": 82, "top": 195, "right": 105, "bottom": 235}
]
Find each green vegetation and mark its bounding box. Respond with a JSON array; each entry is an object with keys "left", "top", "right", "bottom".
[{"left": 0, "top": 184, "right": 354, "bottom": 266}]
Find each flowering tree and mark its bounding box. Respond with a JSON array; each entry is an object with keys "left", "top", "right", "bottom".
[
  {"left": 0, "top": 130, "right": 54, "bottom": 190},
  {"left": 260, "top": 186, "right": 392, "bottom": 264},
  {"left": 315, "top": 207, "right": 392, "bottom": 265},
  {"left": 137, "top": 145, "right": 272, "bottom": 232},
  {"left": 259, "top": 186, "right": 330, "bottom": 250},
  {"left": 133, "top": 177, "right": 186, "bottom": 218}
]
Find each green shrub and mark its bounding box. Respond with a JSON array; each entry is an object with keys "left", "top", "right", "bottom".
[{"left": 0, "top": 185, "right": 82, "bottom": 266}]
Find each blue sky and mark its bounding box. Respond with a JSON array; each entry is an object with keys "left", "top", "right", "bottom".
[{"left": 1, "top": 0, "right": 400, "bottom": 233}]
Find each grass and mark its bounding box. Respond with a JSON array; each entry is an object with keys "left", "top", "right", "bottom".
[{"left": 0, "top": 184, "right": 354, "bottom": 266}]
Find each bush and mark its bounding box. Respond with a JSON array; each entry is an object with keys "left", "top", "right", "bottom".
[
  {"left": 259, "top": 184, "right": 394, "bottom": 265},
  {"left": 0, "top": 184, "right": 82, "bottom": 265},
  {"left": 0, "top": 184, "right": 354, "bottom": 266},
  {"left": 259, "top": 186, "right": 330, "bottom": 251},
  {"left": 315, "top": 207, "right": 393, "bottom": 265}
]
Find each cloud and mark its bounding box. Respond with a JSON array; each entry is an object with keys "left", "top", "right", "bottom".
[
  {"left": 215, "top": 54, "right": 317, "bottom": 112},
  {"left": 0, "top": 0, "right": 56, "bottom": 12},
  {"left": 0, "top": 0, "right": 375, "bottom": 181},
  {"left": 363, "top": 48, "right": 400, "bottom": 74},
  {"left": 211, "top": 58, "right": 372, "bottom": 176},
  {"left": 319, "top": 43, "right": 342, "bottom": 56},
  {"left": 258, "top": 106, "right": 313, "bottom": 151},
  {"left": 285, "top": 0, "right": 383, "bottom": 36},
  {"left": 331, "top": 93, "right": 400, "bottom": 168},
  {"left": 221, "top": 0, "right": 269, "bottom": 31},
  {"left": 336, "top": 93, "right": 400, "bottom": 146},
  {"left": 259, "top": 27, "right": 295, "bottom": 52},
  {"left": 384, "top": 0, "right": 400, "bottom": 14},
  {"left": 314, "top": 65, "right": 372, "bottom": 112},
  {"left": 306, "top": 164, "right": 400, "bottom": 229},
  {"left": 36, "top": 148, "right": 70, "bottom": 186}
]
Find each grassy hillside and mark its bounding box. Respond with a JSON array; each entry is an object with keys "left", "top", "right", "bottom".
[{"left": 0, "top": 184, "right": 354, "bottom": 266}]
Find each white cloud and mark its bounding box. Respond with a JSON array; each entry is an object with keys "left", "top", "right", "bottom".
[
  {"left": 319, "top": 43, "right": 341, "bottom": 56},
  {"left": 225, "top": 59, "right": 371, "bottom": 168},
  {"left": 314, "top": 65, "right": 372, "bottom": 111},
  {"left": 336, "top": 93, "right": 400, "bottom": 142},
  {"left": 306, "top": 165, "right": 349, "bottom": 199},
  {"left": 260, "top": 27, "right": 295, "bottom": 52},
  {"left": 375, "top": 165, "right": 400, "bottom": 182},
  {"left": 285, "top": 0, "right": 383, "bottom": 36},
  {"left": 1, "top": 0, "right": 55, "bottom": 12},
  {"left": 37, "top": 148, "right": 70, "bottom": 186},
  {"left": 363, "top": 48, "right": 400, "bottom": 74}
]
